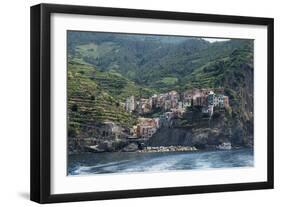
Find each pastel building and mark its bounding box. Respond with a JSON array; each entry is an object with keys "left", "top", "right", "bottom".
[
  {"left": 224, "top": 96, "right": 229, "bottom": 108},
  {"left": 217, "top": 94, "right": 225, "bottom": 108},
  {"left": 169, "top": 90, "right": 179, "bottom": 101},
  {"left": 101, "top": 121, "right": 122, "bottom": 139},
  {"left": 164, "top": 100, "right": 172, "bottom": 111},
  {"left": 208, "top": 91, "right": 215, "bottom": 105},
  {"left": 125, "top": 96, "right": 135, "bottom": 112},
  {"left": 213, "top": 95, "right": 219, "bottom": 106},
  {"left": 135, "top": 118, "right": 158, "bottom": 139}
]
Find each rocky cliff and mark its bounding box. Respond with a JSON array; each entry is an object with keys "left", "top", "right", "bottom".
[{"left": 148, "top": 108, "right": 253, "bottom": 149}]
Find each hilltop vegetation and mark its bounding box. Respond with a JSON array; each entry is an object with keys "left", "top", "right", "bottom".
[{"left": 68, "top": 32, "right": 252, "bottom": 92}]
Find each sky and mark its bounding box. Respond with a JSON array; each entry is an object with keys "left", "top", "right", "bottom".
[{"left": 203, "top": 38, "right": 230, "bottom": 43}]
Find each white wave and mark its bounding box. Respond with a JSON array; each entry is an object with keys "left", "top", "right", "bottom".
[
  {"left": 72, "top": 160, "right": 131, "bottom": 175},
  {"left": 69, "top": 149, "right": 254, "bottom": 175},
  {"left": 73, "top": 166, "right": 93, "bottom": 175},
  {"left": 122, "top": 155, "right": 184, "bottom": 173}
]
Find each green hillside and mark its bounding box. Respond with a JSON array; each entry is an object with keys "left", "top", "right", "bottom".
[
  {"left": 68, "top": 31, "right": 252, "bottom": 94},
  {"left": 67, "top": 31, "right": 254, "bottom": 147},
  {"left": 67, "top": 62, "right": 140, "bottom": 137}
]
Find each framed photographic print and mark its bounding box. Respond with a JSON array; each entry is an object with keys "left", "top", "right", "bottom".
[{"left": 30, "top": 3, "right": 274, "bottom": 203}]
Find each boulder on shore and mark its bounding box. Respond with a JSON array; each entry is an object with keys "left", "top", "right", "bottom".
[{"left": 122, "top": 143, "right": 139, "bottom": 152}]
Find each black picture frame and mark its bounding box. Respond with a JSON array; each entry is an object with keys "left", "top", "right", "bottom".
[{"left": 30, "top": 3, "right": 274, "bottom": 204}]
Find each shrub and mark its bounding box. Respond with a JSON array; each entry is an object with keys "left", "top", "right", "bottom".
[{"left": 71, "top": 104, "right": 78, "bottom": 112}]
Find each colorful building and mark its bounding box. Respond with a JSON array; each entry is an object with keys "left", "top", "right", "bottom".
[
  {"left": 208, "top": 91, "right": 215, "bottom": 105},
  {"left": 125, "top": 96, "right": 135, "bottom": 112},
  {"left": 224, "top": 96, "right": 229, "bottom": 108}
]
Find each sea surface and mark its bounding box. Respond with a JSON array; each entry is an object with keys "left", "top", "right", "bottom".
[{"left": 68, "top": 148, "right": 253, "bottom": 176}]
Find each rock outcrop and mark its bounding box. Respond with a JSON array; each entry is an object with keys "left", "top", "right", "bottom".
[{"left": 148, "top": 110, "right": 253, "bottom": 150}]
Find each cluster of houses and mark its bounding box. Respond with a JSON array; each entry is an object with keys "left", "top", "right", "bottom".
[
  {"left": 99, "top": 118, "right": 161, "bottom": 140},
  {"left": 125, "top": 88, "right": 229, "bottom": 115},
  {"left": 125, "top": 91, "right": 182, "bottom": 114},
  {"left": 123, "top": 88, "right": 230, "bottom": 139},
  {"left": 131, "top": 118, "right": 160, "bottom": 139},
  {"left": 99, "top": 121, "right": 123, "bottom": 140}
]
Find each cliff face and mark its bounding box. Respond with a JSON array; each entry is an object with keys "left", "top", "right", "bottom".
[
  {"left": 223, "top": 51, "right": 254, "bottom": 147},
  {"left": 148, "top": 127, "right": 226, "bottom": 149},
  {"left": 148, "top": 107, "right": 253, "bottom": 149},
  {"left": 149, "top": 126, "right": 252, "bottom": 149}
]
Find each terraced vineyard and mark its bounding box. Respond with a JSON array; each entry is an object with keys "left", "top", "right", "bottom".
[
  {"left": 91, "top": 70, "right": 156, "bottom": 101},
  {"left": 67, "top": 61, "right": 140, "bottom": 137}
]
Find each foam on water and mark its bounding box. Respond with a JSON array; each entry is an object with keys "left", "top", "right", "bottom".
[
  {"left": 71, "top": 160, "right": 131, "bottom": 175},
  {"left": 68, "top": 149, "right": 254, "bottom": 175}
]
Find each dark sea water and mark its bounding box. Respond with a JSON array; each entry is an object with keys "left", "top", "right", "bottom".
[{"left": 68, "top": 148, "right": 253, "bottom": 176}]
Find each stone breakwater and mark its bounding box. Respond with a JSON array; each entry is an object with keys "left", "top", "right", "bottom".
[{"left": 138, "top": 146, "right": 197, "bottom": 153}]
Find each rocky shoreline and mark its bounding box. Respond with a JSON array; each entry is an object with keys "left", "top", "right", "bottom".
[{"left": 137, "top": 146, "right": 197, "bottom": 153}]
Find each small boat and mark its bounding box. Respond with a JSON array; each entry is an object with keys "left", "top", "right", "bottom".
[{"left": 217, "top": 142, "right": 232, "bottom": 150}]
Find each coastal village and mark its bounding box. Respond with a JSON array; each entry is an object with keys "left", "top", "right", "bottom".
[
  {"left": 67, "top": 86, "right": 234, "bottom": 155},
  {"left": 124, "top": 88, "right": 229, "bottom": 140},
  {"left": 99, "top": 88, "right": 229, "bottom": 143}
]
